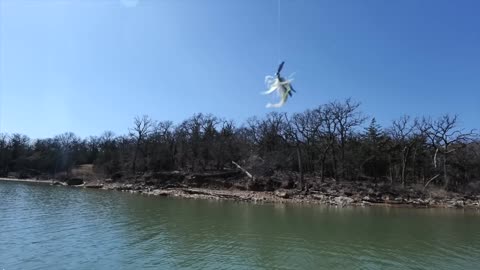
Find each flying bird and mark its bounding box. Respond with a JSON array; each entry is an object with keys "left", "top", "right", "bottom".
[{"left": 262, "top": 61, "right": 296, "bottom": 108}]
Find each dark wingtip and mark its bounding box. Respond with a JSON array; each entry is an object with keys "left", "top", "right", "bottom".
[{"left": 277, "top": 61, "right": 285, "bottom": 75}]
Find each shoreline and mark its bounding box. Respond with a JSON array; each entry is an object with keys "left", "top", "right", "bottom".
[
  {"left": 0, "top": 178, "right": 54, "bottom": 184},
  {"left": 122, "top": 186, "right": 480, "bottom": 210},
  {"left": 2, "top": 178, "right": 480, "bottom": 210}
]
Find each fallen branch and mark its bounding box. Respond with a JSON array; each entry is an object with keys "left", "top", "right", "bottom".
[
  {"left": 231, "top": 161, "right": 253, "bottom": 179},
  {"left": 182, "top": 188, "right": 244, "bottom": 200},
  {"left": 190, "top": 171, "right": 240, "bottom": 179},
  {"left": 423, "top": 174, "right": 440, "bottom": 191},
  {"left": 182, "top": 188, "right": 213, "bottom": 196}
]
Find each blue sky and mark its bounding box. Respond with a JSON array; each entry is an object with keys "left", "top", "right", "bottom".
[{"left": 0, "top": 0, "right": 479, "bottom": 138}]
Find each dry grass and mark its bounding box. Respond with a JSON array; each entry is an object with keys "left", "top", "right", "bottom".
[
  {"left": 426, "top": 187, "right": 448, "bottom": 199},
  {"left": 71, "top": 164, "right": 96, "bottom": 180}
]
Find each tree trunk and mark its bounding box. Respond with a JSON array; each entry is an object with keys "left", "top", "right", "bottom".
[
  {"left": 340, "top": 139, "right": 345, "bottom": 181},
  {"left": 232, "top": 161, "right": 253, "bottom": 179},
  {"left": 331, "top": 144, "right": 338, "bottom": 181},
  {"left": 411, "top": 147, "right": 417, "bottom": 183},
  {"left": 320, "top": 153, "right": 327, "bottom": 183},
  {"left": 296, "top": 146, "right": 304, "bottom": 190},
  {"left": 319, "top": 145, "right": 330, "bottom": 183},
  {"left": 443, "top": 154, "right": 449, "bottom": 189},
  {"left": 132, "top": 140, "right": 140, "bottom": 174},
  {"left": 401, "top": 150, "right": 407, "bottom": 188},
  {"left": 423, "top": 174, "right": 440, "bottom": 191}
]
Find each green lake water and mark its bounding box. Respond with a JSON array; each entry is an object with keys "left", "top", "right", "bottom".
[{"left": 1, "top": 181, "right": 479, "bottom": 269}]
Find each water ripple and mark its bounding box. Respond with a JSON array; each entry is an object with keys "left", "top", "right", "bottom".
[{"left": 1, "top": 181, "right": 480, "bottom": 270}]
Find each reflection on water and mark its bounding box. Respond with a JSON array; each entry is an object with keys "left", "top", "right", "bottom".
[{"left": 1, "top": 181, "right": 479, "bottom": 269}]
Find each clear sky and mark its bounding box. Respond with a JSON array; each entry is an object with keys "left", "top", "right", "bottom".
[{"left": 0, "top": 0, "right": 479, "bottom": 138}]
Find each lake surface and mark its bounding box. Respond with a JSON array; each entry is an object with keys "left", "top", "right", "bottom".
[{"left": 1, "top": 181, "right": 479, "bottom": 270}]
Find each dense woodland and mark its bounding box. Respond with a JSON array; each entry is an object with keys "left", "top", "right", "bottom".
[{"left": 1, "top": 99, "right": 479, "bottom": 192}]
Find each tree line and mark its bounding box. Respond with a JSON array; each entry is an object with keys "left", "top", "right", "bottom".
[{"left": 0, "top": 98, "right": 478, "bottom": 191}]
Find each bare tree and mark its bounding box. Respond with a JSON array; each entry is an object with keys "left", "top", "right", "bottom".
[
  {"left": 320, "top": 105, "right": 339, "bottom": 181},
  {"left": 199, "top": 114, "right": 220, "bottom": 170},
  {"left": 216, "top": 120, "right": 239, "bottom": 170},
  {"left": 95, "top": 131, "right": 120, "bottom": 175},
  {"left": 389, "top": 115, "right": 419, "bottom": 187},
  {"left": 290, "top": 108, "right": 327, "bottom": 182},
  {"left": 0, "top": 133, "right": 9, "bottom": 175},
  {"left": 284, "top": 113, "right": 305, "bottom": 189},
  {"left": 144, "top": 121, "right": 176, "bottom": 171},
  {"left": 330, "top": 99, "right": 366, "bottom": 180},
  {"left": 421, "top": 115, "right": 476, "bottom": 189},
  {"left": 129, "top": 115, "right": 154, "bottom": 174},
  {"left": 54, "top": 132, "right": 80, "bottom": 176}
]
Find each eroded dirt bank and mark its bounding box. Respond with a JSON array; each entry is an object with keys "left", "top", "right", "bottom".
[{"left": 3, "top": 172, "right": 480, "bottom": 209}]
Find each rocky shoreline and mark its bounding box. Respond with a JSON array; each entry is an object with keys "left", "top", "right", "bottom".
[
  {"left": 99, "top": 183, "right": 480, "bottom": 209},
  {"left": 2, "top": 176, "right": 480, "bottom": 210},
  {"left": 0, "top": 178, "right": 54, "bottom": 184}
]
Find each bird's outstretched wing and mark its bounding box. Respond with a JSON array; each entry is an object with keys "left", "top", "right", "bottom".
[{"left": 276, "top": 61, "right": 285, "bottom": 76}]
